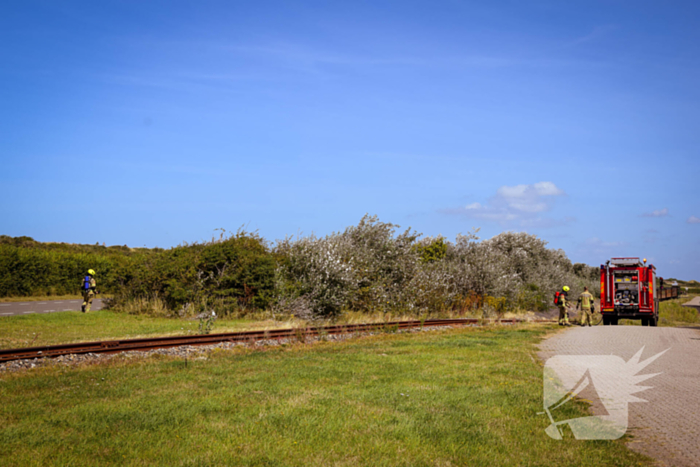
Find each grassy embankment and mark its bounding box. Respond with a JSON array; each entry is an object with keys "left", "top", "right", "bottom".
[
  {"left": 0, "top": 310, "right": 271, "bottom": 350},
  {"left": 2, "top": 293, "right": 695, "bottom": 350},
  {"left": 0, "top": 325, "right": 651, "bottom": 467},
  {"left": 667, "top": 278, "right": 700, "bottom": 295},
  {"left": 658, "top": 294, "right": 699, "bottom": 326},
  {"left": 614, "top": 295, "right": 699, "bottom": 326},
  {"left": 0, "top": 309, "right": 485, "bottom": 350},
  {"left": 0, "top": 304, "right": 541, "bottom": 350}
]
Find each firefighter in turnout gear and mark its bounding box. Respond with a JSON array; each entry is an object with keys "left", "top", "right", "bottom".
[
  {"left": 557, "top": 286, "right": 571, "bottom": 326},
  {"left": 81, "top": 269, "right": 97, "bottom": 312},
  {"left": 577, "top": 286, "right": 595, "bottom": 327}
]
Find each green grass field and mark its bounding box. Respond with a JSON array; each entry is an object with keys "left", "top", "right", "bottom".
[
  {"left": 0, "top": 325, "right": 651, "bottom": 466},
  {"left": 0, "top": 310, "right": 275, "bottom": 349},
  {"left": 658, "top": 295, "right": 700, "bottom": 326}
]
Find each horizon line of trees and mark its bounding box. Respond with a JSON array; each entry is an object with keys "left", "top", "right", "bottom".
[{"left": 0, "top": 217, "right": 600, "bottom": 318}]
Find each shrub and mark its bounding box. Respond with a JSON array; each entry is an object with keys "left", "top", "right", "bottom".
[
  {"left": 0, "top": 244, "right": 124, "bottom": 296},
  {"left": 109, "top": 230, "right": 276, "bottom": 317},
  {"left": 274, "top": 215, "right": 421, "bottom": 319},
  {"left": 2, "top": 218, "right": 604, "bottom": 319},
  {"left": 274, "top": 216, "right": 595, "bottom": 319},
  {"left": 414, "top": 237, "right": 447, "bottom": 263}
]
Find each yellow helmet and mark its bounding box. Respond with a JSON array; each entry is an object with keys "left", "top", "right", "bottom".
[
  {"left": 562, "top": 286, "right": 570, "bottom": 292},
  {"left": 88, "top": 269, "right": 96, "bottom": 276}
]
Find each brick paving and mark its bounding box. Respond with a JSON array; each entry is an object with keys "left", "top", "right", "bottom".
[{"left": 539, "top": 326, "right": 700, "bottom": 467}]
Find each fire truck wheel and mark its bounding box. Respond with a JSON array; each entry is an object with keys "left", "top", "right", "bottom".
[
  {"left": 641, "top": 318, "right": 649, "bottom": 326},
  {"left": 650, "top": 315, "right": 658, "bottom": 327}
]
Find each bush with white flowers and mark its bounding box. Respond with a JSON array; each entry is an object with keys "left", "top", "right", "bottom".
[{"left": 274, "top": 215, "right": 597, "bottom": 319}]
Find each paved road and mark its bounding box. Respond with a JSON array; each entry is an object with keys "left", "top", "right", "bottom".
[
  {"left": 0, "top": 299, "right": 104, "bottom": 317},
  {"left": 539, "top": 326, "right": 700, "bottom": 467}
]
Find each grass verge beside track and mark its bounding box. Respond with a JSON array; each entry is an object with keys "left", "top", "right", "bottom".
[
  {"left": 0, "top": 310, "right": 269, "bottom": 349},
  {"left": 0, "top": 325, "right": 651, "bottom": 466},
  {"left": 659, "top": 295, "right": 700, "bottom": 327}
]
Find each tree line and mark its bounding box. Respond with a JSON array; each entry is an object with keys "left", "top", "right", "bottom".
[{"left": 0, "top": 216, "right": 599, "bottom": 318}]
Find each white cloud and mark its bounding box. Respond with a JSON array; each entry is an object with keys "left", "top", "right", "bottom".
[
  {"left": 641, "top": 208, "right": 669, "bottom": 218},
  {"left": 533, "top": 182, "right": 565, "bottom": 196},
  {"left": 688, "top": 216, "right": 700, "bottom": 224},
  {"left": 444, "top": 182, "right": 567, "bottom": 227}
]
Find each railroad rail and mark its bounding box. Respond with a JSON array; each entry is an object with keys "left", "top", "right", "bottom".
[{"left": 0, "top": 318, "right": 552, "bottom": 363}]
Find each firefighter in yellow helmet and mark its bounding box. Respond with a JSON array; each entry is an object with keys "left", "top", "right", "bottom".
[
  {"left": 577, "top": 286, "right": 595, "bottom": 327},
  {"left": 81, "top": 269, "right": 97, "bottom": 312},
  {"left": 557, "top": 286, "right": 571, "bottom": 326}
]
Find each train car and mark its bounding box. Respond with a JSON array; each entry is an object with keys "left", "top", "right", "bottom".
[
  {"left": 600, "top": 257, "right": 659, "bottom": 326},
  {"left": 658, "top": 282, "right": 680, "bottom": 300}
]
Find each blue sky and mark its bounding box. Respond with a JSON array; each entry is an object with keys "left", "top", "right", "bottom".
[{"left": 1, "top": 0, "right": 699, "bottom": 279}]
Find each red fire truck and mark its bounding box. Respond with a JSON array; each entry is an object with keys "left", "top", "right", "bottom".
[{"left": 600, "top": 257, "right": 659, "bottom": 326}]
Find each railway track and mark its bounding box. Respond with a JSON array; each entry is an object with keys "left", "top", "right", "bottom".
[{"left": 0, "top": 317, "right": 553, "bottom": 363}]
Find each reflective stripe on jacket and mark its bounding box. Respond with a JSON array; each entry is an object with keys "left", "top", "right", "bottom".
[{"left": 578, "top": 291, "right": 594, "bottom": 309}]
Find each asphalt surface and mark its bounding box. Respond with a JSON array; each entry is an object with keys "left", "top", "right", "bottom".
[
  {"left": 0, "top": 299, "right": 104, "bottom": 317},
  {"left": 539, "top": 326, "right": 700, "bottom": 467}
]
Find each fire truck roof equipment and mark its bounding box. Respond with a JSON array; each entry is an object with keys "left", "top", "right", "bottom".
[{"left": 610, "top": 257, "right": 646, "bottom": 267}]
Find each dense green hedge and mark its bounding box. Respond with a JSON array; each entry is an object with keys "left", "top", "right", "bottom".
[
  {"left": 0, "top": 234, "right": 276, "bottom": 315},
  {"left": 115, "top": 233, "right": 276, "bottom": 312},
  {"left": 0, "top": 235, "right": 155, "bottom": 297},
  {"left": 0, "top": 244, "right": 122, "bottom": 296}
]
